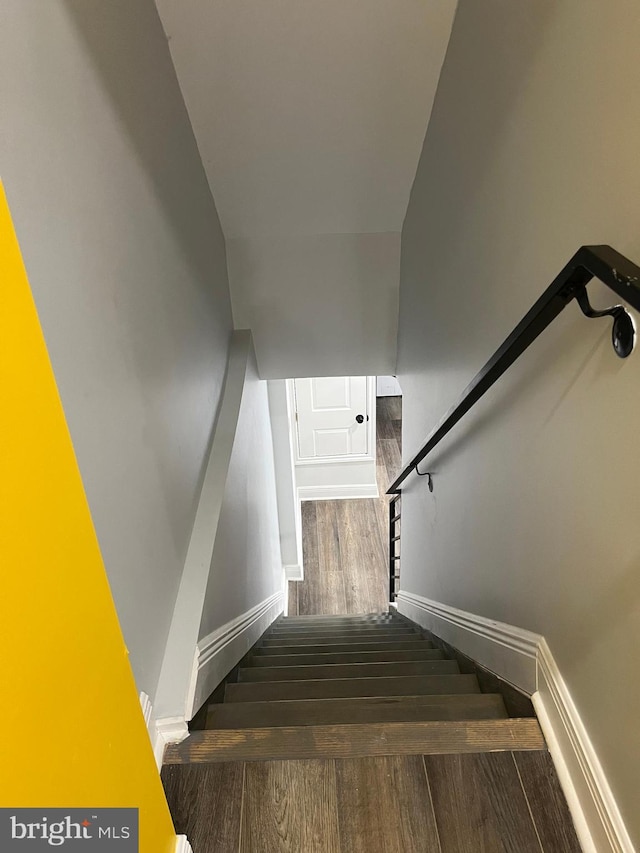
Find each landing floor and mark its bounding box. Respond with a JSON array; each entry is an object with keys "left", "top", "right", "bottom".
[
  {"left": 162, "top": 749, "right": 581, "bottom": 852},
  {"left": 288, "top": 395, "right": 402, "bottom": 615}
]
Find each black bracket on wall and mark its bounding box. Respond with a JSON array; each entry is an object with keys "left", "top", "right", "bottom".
[
  {"left": 575, "top": 285, "right": 635, "bottom": 358},
  {"left": 414, "top": 464, "right": 434, "bottom": 492}
]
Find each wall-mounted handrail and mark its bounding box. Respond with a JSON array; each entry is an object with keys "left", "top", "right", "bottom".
[{"left": 387, "top": 245, "right": 640, "bottom": 495}]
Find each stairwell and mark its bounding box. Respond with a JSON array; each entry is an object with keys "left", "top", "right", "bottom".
[{"left": 161, "top": 611, "right": 581, "bottom": 851}]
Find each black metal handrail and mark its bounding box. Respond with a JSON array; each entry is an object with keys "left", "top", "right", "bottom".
[{"left": 387, "top": 245, "right": 640, "bottom": 495}]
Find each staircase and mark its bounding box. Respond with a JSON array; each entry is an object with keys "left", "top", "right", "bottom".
[{"left": 163, "top": 612, "right": 544, "bottom": 764}]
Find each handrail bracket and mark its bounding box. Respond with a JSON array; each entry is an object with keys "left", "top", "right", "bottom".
[{"left": 575, "top": 285, "right": 635, "bottom": 358}]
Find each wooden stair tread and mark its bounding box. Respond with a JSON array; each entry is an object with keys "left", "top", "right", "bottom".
[
  {"left": 280, "top": 615, "right": 398, "bottom": 625},
  {"left": 249, "top": 649, "right": 445, "bottom": 667},
  {"left": 253, "top": 639, "right": 433, "bottom": 655},
  {"left": 206, "top": 694, "right": 508, "bottom": 728},
  {"left": 164, "top": 719, "right": 545, "bottom": 764},
  {"left": 224, "top": 673, "right": 481, "bottom": 702},
  {"left": 269, "top": 625, "right": 418, "bottom": 635},
  {"left": 264, "top": 629, "right": 421, "bottom": 641},
  {"left": 239, "top": 660, "right": 459, "bottom": 682},
  {"left": 260, "top": 634, "right": 426, "bottom": 648}
]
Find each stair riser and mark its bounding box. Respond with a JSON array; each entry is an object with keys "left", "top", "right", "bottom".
[
  {"left": 206, "top": 694, "right": 508, "bottom": 728},
  {"left": 280, "top": 616, "right": 398, "bottom": 625},
  {"left": 260, "top": 634, "right": 423, "bottom": 647},
  {"left": 248, "top": 649, "right": 444, "bottom": 667},
  {"left": 265, "top": 629, "right": 421, "bottom": 641},
  {"left": 253, "top": 640, "right": 433, "bottom": 655},
  {"left": 225, "top": 674, "right": 480, "bottom": 703},
  {"left": 239, "top": 660, "right": 459, "bottom": 682},
  {"left": 270, "top": 624, "right": 417, "bottom": 634}
]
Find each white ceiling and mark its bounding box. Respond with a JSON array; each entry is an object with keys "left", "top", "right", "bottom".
[{"left": 154, "top": 0, "right": 457, "bottom": 240}]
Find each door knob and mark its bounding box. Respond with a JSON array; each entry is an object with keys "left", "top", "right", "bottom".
[{"left": 355, "top": 414, "right": 368, "bottom": 424}]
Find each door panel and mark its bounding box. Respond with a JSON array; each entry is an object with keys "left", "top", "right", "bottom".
[
  {"left": 294, "top": 376, "right": 371, "bottom": 460},
  {"left": 314, "top": 428, "right": 351, "bottom": 457},
  {"left": 311, "top": 376, "right": 351, "bottom": 410}
]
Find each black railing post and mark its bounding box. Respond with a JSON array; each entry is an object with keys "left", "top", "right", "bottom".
[{"left": 388, "top": 495, "right": 401, "bottom": 602}]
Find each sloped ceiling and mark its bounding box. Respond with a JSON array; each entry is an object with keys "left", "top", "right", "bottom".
[{"left": 154, "top": 0, "right": 457, "bottom": 375}]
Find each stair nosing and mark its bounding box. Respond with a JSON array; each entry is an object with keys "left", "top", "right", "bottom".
[
  {"left": 249, "top": 649, "right": 445, "bottom": 666},
  {"left": 164, "top": 719, "right": 545, "bottom": 764},
  {"left": 253, "top": 643, "right": 434, "bottom": 656},
  {"left": 238, "top": 660, "right": 459, "bottom": 682},
  {"left": 224, "top": 673, "right": 481, "bottom": 702}
]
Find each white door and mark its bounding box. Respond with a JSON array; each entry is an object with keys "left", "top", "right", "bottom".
[{"left": 293, "top": 376, "right": 373, "bottom": 461}]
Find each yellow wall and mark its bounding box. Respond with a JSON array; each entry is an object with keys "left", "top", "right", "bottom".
[{"left": 0, "top": 183, "right": 176, "bottom": 852}]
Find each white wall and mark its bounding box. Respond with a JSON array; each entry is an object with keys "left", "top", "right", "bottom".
[
  {"left": 199, "top": 345, "right": 284, "bottom": 642},
  {"left": 295, "top": 461, "right": 379, "bottom": 501},
  {"left": 397, "top": 1, "right": 640, "bottom": 845},
  {"left": 227, "top": 232, "right": 400, "bottom": 378},
  {"left": 0, "top": 1, "right": 233, "bottom": 703},
  {"left": 377, "top": 376, "right": 402, "bottom": 396},
  {"left": 268, "top": 380, "right": 303, "bottom": 579}
]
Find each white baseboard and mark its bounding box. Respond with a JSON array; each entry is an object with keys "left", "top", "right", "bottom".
[
  {"left": 175, "top": 835, "right": 193, "bottom": 853},
  {"left": 138, "top": 691, "right": 169, "bottom": 770},
  {"left": 396, "top": 590, "right": 540, "bottom": 694},
  {"left": 284, "top": 563, "right": 303, "bottom": 581},
  {"left": 297, "top": 483, "right": 379, "bottom": 501},
  {"left": 192, "top": 590, "right": 284, "bottom": 716},
  {"left": 534, "top": 640, "right": 634, "bottom": 853},
  {"left": 396, "top": 589, "right": 633, "bottom": 853},
  {"left": 153, "top": 716, "right": 189, "bottom": 768},
  {"left": 148, "top": 649, "right": 198, "bottom": 768},
  {"left": 139, "top": 691, "right": 153, "bottom": 729}
]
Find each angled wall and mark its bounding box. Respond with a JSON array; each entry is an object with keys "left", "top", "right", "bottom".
[
  {"left": 199, "top": 342, "right": 284, "bottom": 643},
  {"left": 0, "top": 0, "right": 233, "bottom": 705},
  {"left": 398, "top": 0, "right": 640, "bottom": 847}
]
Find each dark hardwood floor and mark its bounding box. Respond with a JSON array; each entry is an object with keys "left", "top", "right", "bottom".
[
  {"left": 162, "top": 750, "right": 581, "bottom": 852},
  {"left": 288, "top": 395, "right": 402, "bottom": 616}
]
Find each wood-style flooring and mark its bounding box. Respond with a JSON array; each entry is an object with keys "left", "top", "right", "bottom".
[
  {"left": 162, "top": 750, "right": 581, "bottom": 852},
  {"left": 288, "top": 396, "right": 402, "bottom": 616}
]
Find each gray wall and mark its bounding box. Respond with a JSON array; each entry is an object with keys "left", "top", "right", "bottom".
[
  {"left": 267, "top": 380, "right": 302, "bottom": 578},
  {"left": 0, "top": 1, "right": 233, "bottom": 701},
  {"left": 398, "top": 0, "right": 640, "bottom": 844},
  {"left": 227, "top": 232, "right": 400, "bottom": 378},
  {"left": 199, "top": 346, "right": 283, "bottom": 641}
]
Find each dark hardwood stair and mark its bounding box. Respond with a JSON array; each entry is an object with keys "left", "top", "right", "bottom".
[
  {"left": 260, "top": 630, "right": 420, "bottom": 644},
  {"left": 278, "top": 615, "right": 398, "bottom": 625},
  {"left": 224, "top": 673, "right": 482, "bottom": 702},
  {"left": 205, "top": 693, "right": 508, "bottom": 728},
  {"left": 248, "top": 648, "right": 444, "bottom": 666},
  {"left": 252, "top": 639, "right": 432, "bottom": 654},
  {"left": 171, "top": 612, "right": 544, "bottom": 764},
  {"left": 238, "top": 659, "right": 459, "bottom": 682},
  {"left": 268, "top": 623, "right": 420, "bottom": 635},
  {"left": 164, "top": 719, "right": 544, "bottom": 764}
]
